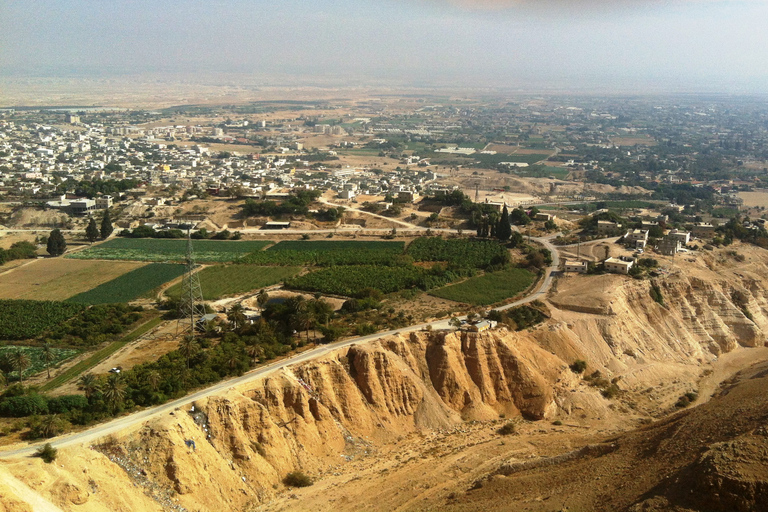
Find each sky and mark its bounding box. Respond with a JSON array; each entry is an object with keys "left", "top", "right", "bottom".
[{"left": 1, "top": 0, "right": 767, "bottom": 93}]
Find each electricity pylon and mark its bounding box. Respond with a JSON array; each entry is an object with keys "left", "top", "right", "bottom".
[{"left": 178, "top": 229, "right": 205, "bottom": 336}]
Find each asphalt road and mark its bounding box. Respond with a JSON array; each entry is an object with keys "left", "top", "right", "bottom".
[{"left": 0, "top": 234, "right": 561, "bottom": 459}]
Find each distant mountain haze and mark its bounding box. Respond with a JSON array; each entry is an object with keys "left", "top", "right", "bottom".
[{"left": 0, "top": 0, "right": 766, "bottom": 93}]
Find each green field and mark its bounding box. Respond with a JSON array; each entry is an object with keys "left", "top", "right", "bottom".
[
  {"left": 0, "top": 300, "right": 85, "bottom": 340},
  {"left": 67, "top": 263, "right": 186, "bottom": 304},
  {"left": 267, "top": 240, "right": 404, "bottom": 252},
  {"left": 241, "top": 240, "right": 406, "bottom": 266},
  {"left": 429, "top": 268, "right": 536, "bottom": 306},
  {"left": 286, "top": 265, "right": 470, "bottom": 297},
  {"left": 0, "top": 345, "right": 80, "bottom": 378},
  {"left": 67, "top": 238, "right": 273, "bottom": 262},
  {"left": 166, "top": 265, "right": 302, "bottom": 300}
]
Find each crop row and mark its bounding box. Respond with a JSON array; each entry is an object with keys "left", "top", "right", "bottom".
[
  {"left": 266, "top": 240, "right": 405, "bottom": 252},
  {"left": 406, "top": 237, "right": 510, "bottom": 269},
  {"left": 429, "top": 268, "right": 535, "bottom": 306},
  {"left": 286, "top": 265, "right": 473, "bottom": 298},
  {"left": 67, "top": 238, "right": 273, "bottom": 262},
  {"left": 67, "top": 263, "right": 186, "bottom": 304},
  {"left": 0, "top": 300, "right": 86, "bottom": 340},
  {"left": 239, "top": 248, "right": 411, "bottom": 267}
]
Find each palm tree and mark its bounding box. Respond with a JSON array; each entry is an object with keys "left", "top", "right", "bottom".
[
  {"left": 228, "top": 303, "right": 246, "bottom": 331},
  {"left": 103, "top": 373, "right": 127, "bottom": 411},
  {"left": 245, "top": 344, "right": 264, "bottom": 364},
  {"left": 12, "top": 350, "right": 30, "bottom": 386},
  {"left": 178, "top": 335, "right": 199, "bottom": 369},
  {"left": 146, "top": 370, "right": 161, "bottom": 392},
  {"left": 77, "top": 373, "right": 101, "bottom": 400},
  {"left": 41, "top": 342, "right": 54, "bottom": 379},
  {"left": 39, "top": 414, "right": 64, "bottom": 438},
  {"left": 0, "top": 370, "right": 6, "bottom": 389}
]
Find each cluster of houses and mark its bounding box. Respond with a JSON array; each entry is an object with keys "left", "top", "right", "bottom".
[{"left": 0, "top": 118, "right": 432, "bottom": 213}]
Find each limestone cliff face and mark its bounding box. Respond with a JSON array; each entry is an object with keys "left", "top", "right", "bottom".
[
  {"left": 542, "top": 269, "right": 768, "bottom": 392},
  {"left": 62, "top": 331, "right": 573, "bottom": 512},
  {"left": 11, "top": 256, "right": 768, "bottom": 511}
]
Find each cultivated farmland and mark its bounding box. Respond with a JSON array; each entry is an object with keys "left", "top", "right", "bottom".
[
  {"left": 286, "top": 265, "right": 472, "bottom": 297},
  {"left": 406, "top": 237, "right": 510, "bottom": 269},
  {"left": 0, "top": 259, "right": 146, "bottom": 301},
  {"left": 165, "top": 265, "right": 302, "bottom": 300},
  {"left": 0, "top": 300, "right": 85, "bottom": 340},
  {"left": 67, "top": 238, "right": 273, "bottom": 262},
  {"left": 241, "top": 240, "right": 405, "bottom": 266},
  {"left": 267, "top": 240, "right": 405, "bottom": 252},
  {"left": 429, "top": 268, "right": 535, "bottom": 306},
  {"left": 67, "top": 263, "right": 186, "bottom": 304},
  {"left": 0, "top": 345, "right": 80, "bottom": 378}
]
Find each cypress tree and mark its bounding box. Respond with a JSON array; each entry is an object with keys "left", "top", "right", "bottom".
[
  {"left": 86, "top": 217, "right": 99, "bottom": 243},
  {"left": 100, "top": 209, "right": 114, "bottom": 239},
  {"left": 497, "top": 205, "right": 512, "bottom": 241}
]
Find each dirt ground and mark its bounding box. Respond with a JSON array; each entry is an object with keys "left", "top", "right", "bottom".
[
  {"left": 737, "top": 190, "right": 768, "bottom": 208},
  {"left": 0, "top": 258, "right": 146, "bottom": 301}
]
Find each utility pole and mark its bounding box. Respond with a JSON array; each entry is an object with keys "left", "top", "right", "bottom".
[{"left": 178, "top": 228, "right": 205, "bottom": 336}]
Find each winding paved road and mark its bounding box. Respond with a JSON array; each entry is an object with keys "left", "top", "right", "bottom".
[{"left": 0, "top": 234, "right": 561, "bottom": 460}]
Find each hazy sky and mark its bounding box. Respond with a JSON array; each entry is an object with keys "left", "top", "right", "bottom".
[{"left": 1, "top": 0, "right": 767, "bottom": 93}]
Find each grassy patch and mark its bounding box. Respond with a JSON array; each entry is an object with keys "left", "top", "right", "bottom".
[
  {"left": 165, "top": 265, "right": 302, "bottom": 300},
  {"left": 67, "top": 263, "right": 186, "bottom": 304},
  {"left": 429, "top": 268, "right": 535, "bottom": 306},
  {"left": 39, "top": 315, "right": 163, "bottom": 392},
  {"left": 67, "top": 238, "right": 273, "bottom": 262}
]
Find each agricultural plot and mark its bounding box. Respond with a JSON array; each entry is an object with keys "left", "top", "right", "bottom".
[
  {"left": 242, "top": 240, "right": 406, "bottom": 266},
  {"left": 286, "top": 265, "right": 470, "bottom": 297},
  {"left": 0, "top": 345, "right": 80, "bottom": 378},
  {"left": 166, "top": 265, "right": 302, "bottom": 300},
  {"left": 0, "top": 300, "right": 85, "bottom": 340},
  {"left": 429, "top": 268, "right": 535, "bottom": 306},
  {"left": 67, "top": 263, "right": 186, "bottom": 304},
  {"left": 267, "top": 240, "right": 404, "bottom": 252},
  {"left": 406, "top": 238, "right": 509, "bottom": 269},
  {"left": 67, "top": 238, "right": 273, "bottom": 263},
  {"left": 0, "top": 258, "right": 146, "bottom": 301}
]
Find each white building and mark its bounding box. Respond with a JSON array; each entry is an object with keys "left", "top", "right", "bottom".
[
  {"left": 604, "top": 257, "right": 634, "bottom": 274},
  {"left": 564, "top": 260, "right": 588, "bottom": 273}
]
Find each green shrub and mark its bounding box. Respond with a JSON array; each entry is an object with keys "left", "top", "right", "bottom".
[
  {"left": 569, "top": 360, "right": 587, "bottom": 374},
  {"left": 650, "top": 282, "right": 664, "bottom": 306},
  {"left": 0, "top": 394, "right": 48, "bottom": 417},
  {"left": 284, "top": 471, "right": 313, "bottom": 487},
  {"left": 552, "top": 420, "right": 563, "bottom": 426},
  {"left": 47, "top": 395, "right": 89, "bottom": 414},
  {"left": 497, "top": 422, "right": 516, "bottom": 435},
  {"left": 34, "top": 443, "right": 57, "bottom": 463}
]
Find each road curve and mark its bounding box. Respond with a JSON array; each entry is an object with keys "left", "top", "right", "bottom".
[{"left": 0, "top": 235, "right": 560, "bottom": 459}]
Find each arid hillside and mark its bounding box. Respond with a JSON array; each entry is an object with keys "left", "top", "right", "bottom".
[{"left": 2, "top": 244, "right": 768, "bottom": 512}]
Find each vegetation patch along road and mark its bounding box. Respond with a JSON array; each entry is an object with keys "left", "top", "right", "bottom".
[{"left": 429, "top": 268, "right": 536, "bottom": 306}]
